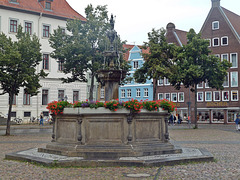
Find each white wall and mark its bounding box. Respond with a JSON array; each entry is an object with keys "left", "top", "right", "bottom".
[{"left": 0, "top": 8, "right": 87, "bottom": 122}]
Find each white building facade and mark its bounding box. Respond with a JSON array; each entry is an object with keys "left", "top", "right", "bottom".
[{"left": 0, "top": 0, "right": 87, "bottom": 122}]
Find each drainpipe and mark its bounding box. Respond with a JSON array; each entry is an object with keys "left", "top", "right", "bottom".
[{"left": 37, "top": 12, "right": 43, "bottom": 118}]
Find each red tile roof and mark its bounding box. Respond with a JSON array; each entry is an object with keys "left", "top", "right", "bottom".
[
  {"left": 0, "top": 0, "right": 86, "bottom": 21},
  {"left": 221, "top": 7, "right": 240, "bottom": 39},
  {"left": 174, "top": 29, "right": 188, "bottom": 45},
  {"left": 122, "top": 44, "right": 149, "bottom": 61}
]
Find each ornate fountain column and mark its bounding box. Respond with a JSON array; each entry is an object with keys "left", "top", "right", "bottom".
[{"left": 97, "top": 14, "right": 126, "bottom": 101}]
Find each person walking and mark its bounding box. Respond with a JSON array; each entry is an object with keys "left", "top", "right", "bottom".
[
  {"left": 234, "top": 115, "right": 240, "bottom": 131},
  {"left": 39, "top": 112, "right": 44, "bottom": 126}
]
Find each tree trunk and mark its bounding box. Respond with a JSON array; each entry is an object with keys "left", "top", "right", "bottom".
[
  {"left": 89, "top": 74, "right": 95, "bottom": 101},
  {"left": 194, "top": 84, "right": 198, "bottom": 129},
  {"left": 153, "top": 78, "right": 157, "bottom": 100},
  {"left": 6, "top": 93, "right": 13, "bottom": 136}
]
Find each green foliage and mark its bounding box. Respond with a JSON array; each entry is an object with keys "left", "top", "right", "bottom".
[
  {"left": 173, "top": 29, "right": 231, "bottom": 90},
  {"left": 0, "top": 26, "right": 47, "bottom": 135},
  {"left": 134, "top": 28, "right": 178, "bottom": 99},
  {"left": 49, "top": 5, "right": 129, "bottom": 100}
]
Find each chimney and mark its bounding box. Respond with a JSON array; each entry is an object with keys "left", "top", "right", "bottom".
[
  {"left": 166, "top": 23, "right": 175, "bottom": 32},
  {"left": 212, "top": 0, "right": 220, "bottom": 8}
]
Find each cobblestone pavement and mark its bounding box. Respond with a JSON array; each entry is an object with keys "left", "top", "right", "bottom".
[{"left": 0, "top": 124, "right": 240, "bottom": 179}]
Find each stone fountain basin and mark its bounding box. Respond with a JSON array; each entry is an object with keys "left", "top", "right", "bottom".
[{"left": 38, "top": 108, "right": 181, "bottom": 159}]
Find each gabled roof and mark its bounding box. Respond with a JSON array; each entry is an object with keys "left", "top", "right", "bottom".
[
  {"left": 200, "top": 4, "right": 240, "bottom": 43},
  {"left": 166, "top": 23, "right": 187, "bottom": 47},
  {"left": 0, "top": 0, "right": 86, "bottom": 21},
  {"left": 221, "top": 7, "right": 240, "bottom": 41},
  {"left": 174, "top": 29, "right": 188, "bottom": 46},
  {"left": 122, "top": 44, "right": 149, "bottom": 61}
]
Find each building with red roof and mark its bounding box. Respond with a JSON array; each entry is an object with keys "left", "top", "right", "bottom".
[{"left": 0, "top": 0, "right": 87, "bottom": 122}]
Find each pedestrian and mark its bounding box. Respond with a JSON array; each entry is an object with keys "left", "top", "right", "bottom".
[
  {"left": 234, "top": 115, "right": 240, "bottom": 131},
  {"left": 39, "top": 112, "right": 44, "bottom": 126},
  {"left": 169, "top": 114, "right": 174, "bottom": 126},
  {"left": 177, "top": 114, "right": 182, "bottom": 124}
]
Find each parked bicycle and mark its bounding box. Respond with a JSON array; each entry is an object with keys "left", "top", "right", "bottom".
[
  {"left": 29, "top": 116, "right": 39, "bottom": 124},
  {"left": 12, "top": 117, "right": 23, "bottom": 124}
]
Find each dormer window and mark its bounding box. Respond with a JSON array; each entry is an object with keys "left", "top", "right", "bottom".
[
  {"left": 212, "top": 21, "right": 219, "bottom": 30},
  {"left": 45, "top": 2, "right": 51, "bottom": 10},
  {"left": 9, "top": 0, "right": 19, "bottom": 4}
]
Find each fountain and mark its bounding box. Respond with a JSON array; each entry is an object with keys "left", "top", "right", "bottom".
[
  {"left": 5, "top": 15, "right": 213, "bottom": 167},
  {"left": 97, "top": 14, "right": 127, "bottom": 101}
]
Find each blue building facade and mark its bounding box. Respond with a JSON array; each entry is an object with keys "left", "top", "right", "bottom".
[{"left": 119, "top": 45, "right": 153, "bottom": 102}]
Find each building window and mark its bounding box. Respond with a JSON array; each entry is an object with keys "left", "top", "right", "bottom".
[
  {"left": 127, "top": 89, "right": 131, "bottom": 98},
  {"left": 42, "top": 89, "right": 48, "bottom": 105},
  {"left": 25, "top": 22, "right": 32, "bottom": 35},
  {"left": 222, "top": 91, "right": 229, "bottom": 101},
  {"left": 43, "top": 25, "right": 50, "bottom": 37},
  {"left": 221, "top": 36, "right": 228, "bottom": 46},
  {"left": 23, "top": 89, "right": 30, "bottom": 105},
  {"left": 178, "top": 92, "right": 184, "bottom": 102},
  {"left": 213, "top": 91, "right": 221, "bottom": 101},
  {"left": 171, "top": 93, "right": 177, "bottom": 102},
  {"left": 221, "top": 54, "right": 228, "bottom": 61},
  {"left": 231, "top": 72, "right": 238, "bottom": 87},
  {"left": 73, "top": 91, "right": 79, "bottom": 103},
  {"left": 100, "top": 88, "right": 105, "bottom": 99},
  {"left": 11, "top": 112, "right": 16, "bottom": 117},
  {"left": 212, "top": 38, "right": 219, "bottom": 46},
  {"left": 158, "top": 78, "right": 164, "bottom": 86},
  {"left": 24, "top": 112, "right": 31, "bottom": 117},
  {"left": 144, "top": 88, "right": 148, "bottom": 97},
  {"left": 230, "top": 53, "right": 237, "bottom": 68},
  {"left": 158, "top": 93, "right": 164, "bottom": 100},
  {"left": 43, "top": 54, "right": 49, "bottom": 70},
  {"left": 9, "top": 94, "right": 16, "bottom": 105},
  {"left": 121, "top": 89, "right": 125, "bottom": 98},
  {"left": 197, "top": 92, "right": 203, "bottom": 102},
  {"left": 212, "top": 21, "right": 219, "bottom": 30},
  {"left": 45, "top": 2, "right": 51, "bottom": 10},
  {"left": 10, "top": 19, "right": 17, "bottom": 33},
  {"left": 231, "top": 91, "right": 238, "bottom": 101},
  {"left": 165, "top": 93, "right": 170, "bottom": 101},
  {"left": 205, "top": 91, "right": 212, "bottom": 101},
  {"left": 133, "top": 61, "right": 139, "bottom": 69},
  {"left": 58, "top": 90, "right": 64, "bottom": 101},
  {"left": 165, "top": 78, "right": 170, "bottom": 85},
  {"left": 223, "top": 73, "right": 229, "bottom": 87},
  {"left": 136, "top": 88, "right": 141, "bottom": 97},
  {"left": 58, "top": 60, "right": 64, "bottom": 71}
]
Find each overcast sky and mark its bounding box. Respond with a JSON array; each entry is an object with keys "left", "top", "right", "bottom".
[{"left": 66, "top": 0, "right": 240, "bottom": 45}]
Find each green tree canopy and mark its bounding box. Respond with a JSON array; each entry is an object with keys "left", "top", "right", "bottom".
[
  {"left": 172, "top": 29, "right": 231, "bottom": 128},
  {"left": 49, "top": 4, "right": 128, "bottom": 101},
  {"left": 0, "top": 26, "right": 47, "bottom": 135},
  {"left": 134, "top": 28, "right": 178, "bottom": 100}
]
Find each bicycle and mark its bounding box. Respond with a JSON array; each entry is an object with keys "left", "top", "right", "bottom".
[{"left": 12, "top": 117, "right": 23, "bottom": 124}]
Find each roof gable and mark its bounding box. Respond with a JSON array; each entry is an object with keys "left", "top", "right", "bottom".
[
  {"left": 200, "top": 5, "right": 240, "bottom": 43},
  {"left": 0, "top": 0, "right": 86, "bottom": 21},
  {"left": 130, "top": 45, "right": 141, "bottom": 52}
]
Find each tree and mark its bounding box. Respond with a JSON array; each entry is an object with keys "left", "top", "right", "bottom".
[
  {"left": 172, "top": 29, "right": 231, "bottom": 128},
  {"left": 0, "top": 26, "right": 47, "bottom": 135},
  {"left": 134, "top": 28, "right": 177, "bottom": 100},
  {"left": 50, "top": 5, "right": 127, "bottom": 101}
]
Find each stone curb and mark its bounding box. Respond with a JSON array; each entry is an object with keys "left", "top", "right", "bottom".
[{"left": 5, "top": 147, "right": 214, "bottom": 167}]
